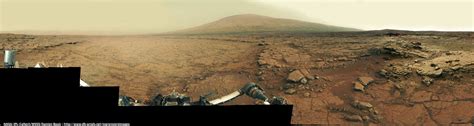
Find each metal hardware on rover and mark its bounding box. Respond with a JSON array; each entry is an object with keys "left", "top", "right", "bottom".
[
  {"left": 120, "top": 82, "right": 288, "bottom": 106},
  {"left": 4, "top": 50, "right": 16, "bottom": 68}
]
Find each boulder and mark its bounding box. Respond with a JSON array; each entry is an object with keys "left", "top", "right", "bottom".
[
  {"left": 300, "top": 78, "right": 308, "bottom": 84},
  {"left": 353, "top": 82, "right": 365, "bottom": 92},
  {"left": 284, "top": 88, "right": 297, "bottom": 95},
  {"left": 362, "top": 116, "right": 370, "bottom": 121},
  {"left": 287, "top": 70, "right": 305, "bottom": 82},
  {"left": 343, "top": 114, "right": 363, "bottom": 122},
  {"left": 416, "top": 67, "right": 443, "bottom": 77},
  {"left": 358, "top": 76, "right": 374, "bottom": 86},
  {"left": 378, "top": 69, "right": 388, "bottom": 77},
  {"left": 352, "top": 100, "right": 373, "bottom": 110}
]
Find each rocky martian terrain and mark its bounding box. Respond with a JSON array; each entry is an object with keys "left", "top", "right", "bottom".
[{"left": 1, "top": 30, "right": 473, "bottom": 125}]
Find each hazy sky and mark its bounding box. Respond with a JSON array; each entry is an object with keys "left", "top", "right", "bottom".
[{"left": 0, "top": 0, "right": 472, "bottom": 34}]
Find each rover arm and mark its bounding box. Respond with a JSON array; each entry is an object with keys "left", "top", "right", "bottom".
[{"left": 207, "top": 82, "right": 287, "bottom": 105}]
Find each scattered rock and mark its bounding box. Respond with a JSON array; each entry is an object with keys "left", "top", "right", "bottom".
[
  {"left": 303, "top": 92, "right": 310, "bottom": 97},
  {"left": 362, "top": 116, "right": 370, "bottom": 121},
  {"left": 370, "top": 114, "right": 383, "bottom": 123},
  {"left": 256, "top": 71, "right": 263, "bottom": 76},
  {"left": 343, "top": 114, "right": 363, "bottom": 122},
  {"left": 383, "top": 40, "right": 430, "bottom": 58},
  {"left": 352, "top": 100, "right": 373, "bottom": 110},
  {"left": 353, "top": 82, "right": 365, "bottom": 92},
  {"left": 430, "top": 95, "right": 439, "bottom": 101},
  {"left": 336, "top": 57, "right": 348, "bottom": 61},
  {"left": 274, "top": 64, "right": 282, "bottom": 68},
  {"left": 287, "top": 70, "right": 305, "bottom": 82},
  {"left": 284, "top": 88, "right": 297, "bottom": 95},
  {"left": 453, "top": 74, "right": 463, "bottom": 79},
  {"left": 300, "top": 78, "right": 308, "bottom": 84},
  {"left": 282, "top": 83, "right": 294, "bottom": 90},
  {"left": 413, "top": 51, "right": 474, "bottom": 77},
  {"left": 283, "top": 55, "right": 299, "bottom": 64},
  {"left": 422, "top": 76, "right": 434, "bottom": 86},
  {"left": 369, "top": 108, "right": 379, "bottom": 115},
  {"left": 258, "top": 58, "right": 281, "bottom": 68},
  {"left": 394, "top": 83, "right": 404, "bottom": 90},
  {"left": 416, "top": 67, "right": 443, "bottom": 77},
  {"left": 272, "top": 68, "right": 278, "bottom": 72},
  {"left": 378, "top": 69, "right": 388, "bottom": 77},
  {"left": 182, "top": 84, "right": 190, "bottom": 92},
  {"left": 379, "top": 65, "right": 412, "bottom": 79},
  {"left": 358, "top": 76, "right": 374, "bottom": 86},
  {"left": 257, "top": 59, "right": 267, "bottom": 65},
  {"left": 299, "top": 69, "right": 314, "bottom": 80},
  {"left": 297, "top": 84, "right": 304, "bottom": 89}
]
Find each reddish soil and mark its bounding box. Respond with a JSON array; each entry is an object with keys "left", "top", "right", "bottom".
[{"left": 0, "top": 31, "right": 473, "bottom": 125}]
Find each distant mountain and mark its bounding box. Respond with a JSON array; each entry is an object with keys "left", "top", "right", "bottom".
[{"left": 168, "top": 14, "right": 360, "bottom": 34}]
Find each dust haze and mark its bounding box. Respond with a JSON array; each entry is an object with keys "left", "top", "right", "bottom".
[
  {"left": 1, "top": 0, "right": 303, "bottom": 35},
  {"left": 1, "top": 0, "right": 472, "bottom": 35}
]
